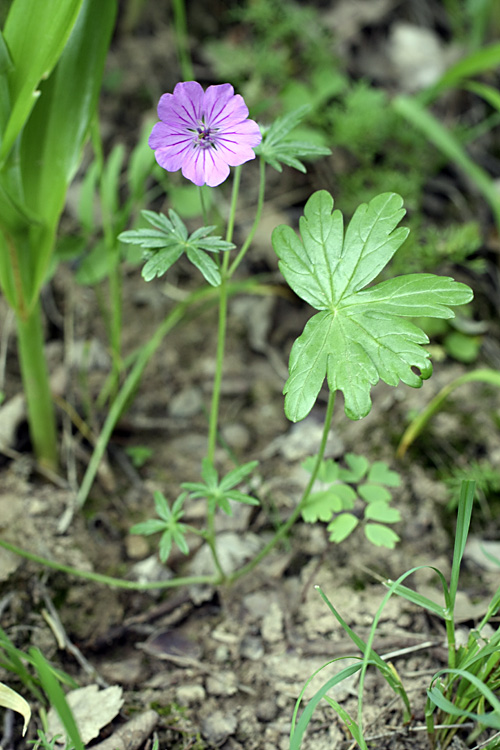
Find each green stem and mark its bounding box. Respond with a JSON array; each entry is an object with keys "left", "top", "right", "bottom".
[
  {"left": 172, "top": 0, "right": 193, "bottom": 81},
  {"left": 228, "top": 391, "right": 336, "bottom": 583},
  {"left": 225, "top": 166, "right": 241, "bottom": 245},
  {"left": 206, "top": 168, "right": 241, "bottom": 464},
  {"left": 198, "top": 185, "right": 209, "bottom": 226},
  {"left": 107, "top": 257, "right": 123, "bottom": 398},
  {"left": 228, "top": 157, "right": 266, "bottom": 277},
  {"left": 0, "top": 539, "right": 215, "bottom": 591},
  {"left": 203, "top": 167, "right": 243, "bottom": 578},
  {"left": 15, "top": 300, "right": 58, "bottom": 470}
]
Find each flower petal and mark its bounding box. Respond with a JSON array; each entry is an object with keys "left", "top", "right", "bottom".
[
  {"left": 203, "top": 84, "right": 250, "bottom": 127},
  {"left": 157, "top": 81, "right": 204, "bottom": 128}
]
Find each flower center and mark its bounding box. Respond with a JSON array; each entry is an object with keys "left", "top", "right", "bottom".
[{"left": 191, "top": 119, "right": 218, "bottom": 150}]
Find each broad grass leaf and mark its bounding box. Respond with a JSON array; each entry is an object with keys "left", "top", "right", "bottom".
[
  {"left": 273, "top": 190, "right": 473, "bottom": 422},
  {"left": 1, "top": 0, "right": 83, "bottom": 163}
]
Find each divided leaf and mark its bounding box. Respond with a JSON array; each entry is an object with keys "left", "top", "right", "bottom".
[
  {"left": 272, "top": 190, "right": 474, "bottom": 421},
  {"left": 256, "top": 106, "right": 331, "bottom": 173},
  {"left": 119, "top": 209, "right": 234, "bottom": 286},
  {"left": 301, "top": 485, "right": 356, "bottom": 523}
]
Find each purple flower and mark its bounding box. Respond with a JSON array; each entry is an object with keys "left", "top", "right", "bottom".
[{"left": 148, "top": 81, "right": 262, "bottom": 188}]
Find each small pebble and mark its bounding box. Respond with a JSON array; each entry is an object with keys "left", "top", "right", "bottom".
[
  {"left": 205, "top": 671, "right": 238, "bottom": 696},
  {"left": 175, "top": 684, "right": 206, "bottom": 705},
  {"left": 256, "top": 700, "right": 278, "bottom": 723},
  {"left": 201, "top": 710, "right": 237, "bottom": 744}
]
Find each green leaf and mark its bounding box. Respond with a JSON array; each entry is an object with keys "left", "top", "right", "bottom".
[
  {"left": 0, "top": 0, "right": 84, "bottom": 164},
  {"left": 142, "top": 246, "right": 184, "bottom": 280},
  {"left": 186, "top": 246, "right": 220, "bottom": 287},
  {"left": 101, "top": 142, "right": 125, "bottom": 229},
  {"left": 367, "top": 461, "right": 400, "bottom": 486},
  {"left": 158, "top": 533, "right": 173, "bottom": 563},
  {"left": 225, "top": 490, "right": 260, "bottom": 506},
  {"left": 127, "top": 117, "right": 156, "bottom": 201},
  {"left": 424, "top": 42, "right": 500, "bottom": 103},
  {"left": 358, "top": 484, "right": 392, "bottom": 504},
  {"left": 130, "top": 491, "right": 189, "bottom": 563},
  {"left": 19, "top": 0, "right": 116, "bottom": 223},
  {"left": 256, "top": 106, "right": 331, "bottom": 173},
  {"left": 130, "top": 519, "right": 166, "bottom": 536},
  {"left": 273, "top": 190, "right": 473, "bottom": 421},
  {"left": 77, "top": 159, "right": 99, "bottom": 233},
  {"left": 340, "top": 453, "right": 369, "bottom": 483},
  {"left": 201, "top": 457, "right": 219, "bottom": 488},
  {"left": 302, "top": 484, "right": 357, "bottom": 523},
  {"left": 393, "top": 96, "right": 500, "bottom": 231},
  {"left": 364, "top": 524, "right": 400, "bottom": 548},
  {"left": 364, "top": 502, "right": 401, "bottom": 523},
  {"left": 182, "top": 460, "right": 259, "bottom": 516},
  {"left": 327, "top": 514, "right": 359, "bottom": 543},
  {"left": 302, "top": 456, "right": 339, "bottom": 483},
  {"left": 302, "top": 490, "right": 343, "bottom": 523},
  {"left": 75, "top": 239, "right": 114, "bottom": 285},
  {"left": 219, "top": 460, "right": 259, "bottom": 491},
  {"left": 118, "top": 209, "right": 234, "bottom": 286}
]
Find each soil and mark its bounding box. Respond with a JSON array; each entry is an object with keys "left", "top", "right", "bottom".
[{"left": 1, "top": 2, "right": 500, "bottom": 750}]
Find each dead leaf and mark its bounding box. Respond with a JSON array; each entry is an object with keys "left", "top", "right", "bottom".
[{"left": 47, "top": 685, "right": 123, "bottom": 745}]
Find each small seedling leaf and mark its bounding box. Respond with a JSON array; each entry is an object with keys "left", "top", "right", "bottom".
[
  {"left": 341, "top": 453, "right": 369, "bottom": 482},
  {"left": 367, "top": 461, "right": 401, "bottom": 486},
  {"left": 364, "top": 524, "right": 400, "bottom": 548},
  {"left": 327, "top": 513, "right": 359, "bottom": 543},
  {"left": 301, "top": 490, "right": 343, "bottom": 523},
  {"left": 364, "top": 502, "right": 401, "bottom": 523},
  {"left": 358, "top": 484, "right": 392, "bottom": 504}
]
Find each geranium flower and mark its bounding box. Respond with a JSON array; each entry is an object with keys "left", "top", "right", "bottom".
[{"left": 149, "top": 81, "right": 262, "bottom": 187}]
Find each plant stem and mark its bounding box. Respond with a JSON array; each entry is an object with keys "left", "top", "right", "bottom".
[
  {"left": 198, "top": 185, "right": 209, "bottom": 225},
  {"left": 15, "top": 300, "right": 58, "bottom": 470},
  {"left": 0, "top": 539, "right": 215, "bottom": 591},
  {"left": 228, "top": 157, "right": 266, "bottom": 277},
  {"left": 172, "top": 0, "right": 193, "bottom": 81},
  {"left": 206, "top": 167, "right": 241, "bottom": 464},
  {"left": 228, "top": 391, "right": 336, "bottom": 583}
]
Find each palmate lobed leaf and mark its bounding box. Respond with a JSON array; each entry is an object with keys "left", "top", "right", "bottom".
[{"left": 272, "top": 190, "right": 473, "bottom": 421}]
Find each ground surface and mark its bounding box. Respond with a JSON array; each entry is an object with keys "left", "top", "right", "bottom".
[{"left": 1, "top": 2, "right": 500, "bottom": 749}]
